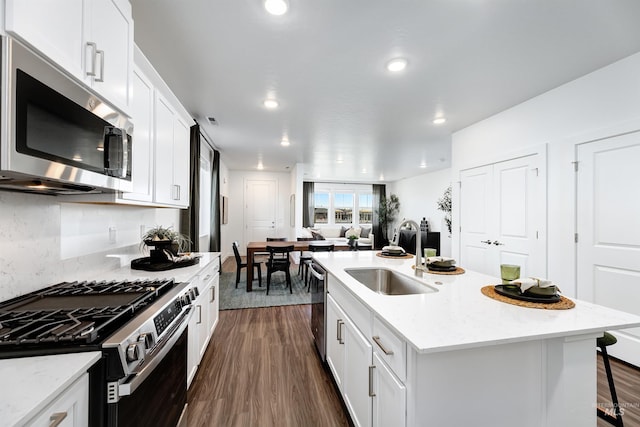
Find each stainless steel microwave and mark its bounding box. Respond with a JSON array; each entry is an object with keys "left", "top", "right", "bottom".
[{"left": 0, "top": 36, "right": 133, "bottom": 195}]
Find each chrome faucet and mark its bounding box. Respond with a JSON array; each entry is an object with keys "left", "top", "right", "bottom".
[{"left": 393, "top": 219, "right": 425, "bottom": 276}]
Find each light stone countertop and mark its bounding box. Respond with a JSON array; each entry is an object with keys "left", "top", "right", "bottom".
[
  {"left": 0, "top": 352, "right": 101, "bottom": 426},
  {"left": 313, "top": 251, "right": 640, "bottom": 354},
  {"left": 0, "top": 252, "right": 220, "bottom": 426}
]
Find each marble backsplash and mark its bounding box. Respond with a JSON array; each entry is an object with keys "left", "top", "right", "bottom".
[{"left": 0, "top": 191, "right": 181, "bottom": 300}]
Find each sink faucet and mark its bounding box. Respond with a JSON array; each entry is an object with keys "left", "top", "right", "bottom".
[{"left": 393, "top": 219, "right": 425, "bottom": 276}]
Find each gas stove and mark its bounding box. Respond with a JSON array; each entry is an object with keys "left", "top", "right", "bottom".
[
  {"left": 0, "top": 278, "right": 198, "bottom": 426},
  {"left": 0, "top": 279, "right": 177, "bottom": 357}
]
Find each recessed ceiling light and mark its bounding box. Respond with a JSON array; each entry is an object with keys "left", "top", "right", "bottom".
[
  {"left": 420, "top": 162, "right": 427, "bottom": 168},
  {"left": 386, "top": 58, "right": 408, "bottom": 72},
  {"left": 263, "top": 99, "right": 279, "bottom": 109},
  {"left": 433, "top": 117, "right": 447, "bottom": 125},
  {"left": 361, "top": 168, "right": 367, "bottom": 174},
  {"left": 257, "top": 162, "right": 264, "bottom": 170},
  {"left": 336, "top": 157, "right": 344, "bottom": 164},
  {"left": 280, "top": 137, "right": 290, "bottom": 146},
  {"left": 379, "top": 174, "right": 385, "bottom": 181},
  {"left": 264, "top": 0, "right": 288, "bottom": 15}
]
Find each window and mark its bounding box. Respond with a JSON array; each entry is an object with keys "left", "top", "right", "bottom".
[
  {"left": 312, "top": 184, "right": 373, "bottom": 227},
  {"left": 334, "top": 193, "right": 354, "bottom": 224},
  {"left": 314, "top": 192, "right": 329, "bottom": 224},
  {"left": 359, "top": 193, "right": 372, "bottom": 224}
]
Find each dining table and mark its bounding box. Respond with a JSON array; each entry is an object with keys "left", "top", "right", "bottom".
[{"left": 245, "top": 240, "right": 335, "bottom": 291}]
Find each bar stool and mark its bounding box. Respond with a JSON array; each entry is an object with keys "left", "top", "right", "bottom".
[{"left": 597, "top": 332, "right": 624, "bottom": 427}]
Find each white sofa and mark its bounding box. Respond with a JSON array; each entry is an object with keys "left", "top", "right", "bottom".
[{"left": 300, "top": 226, "right": 374, "bottom": 249}]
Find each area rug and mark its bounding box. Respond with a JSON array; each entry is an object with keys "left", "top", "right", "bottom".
[{"left": 219, "top": 267, "right": 313, "bottom": 310}]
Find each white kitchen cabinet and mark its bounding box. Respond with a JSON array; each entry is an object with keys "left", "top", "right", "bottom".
[
  {"left": 326, "top": 292, "right": 376, "bottom": 427},
  {"left": 326, "top": 294, "right": 347, "bottom": 391},
  {"left": 26, "top": 373, "right": 89, "bottom": 427},
  {"left": 5, "top": 0, "right": 134, "bottom": 115},
  {"left": 119, "top": 65, "right": 154, "bottom": 203},
  {"left": 187, "top": 259, "right": 220, "bottom": 389},
  {"left": 154, "top": 92, "right": 190, "bottom": 208},
  {"left": 372, "top": 352, "right": 406, "bottom": 427},
  {"left": 343, "top": 314, "right": 373, "bottom": 427}
]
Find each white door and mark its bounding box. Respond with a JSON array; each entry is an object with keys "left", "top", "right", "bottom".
[
  {"left": 577, "top": 131, "right": 640, "bottom": 365},
  {"left": 460, "top": 154, "right": 546, "bottom": 279},
  {"left": 245, "top": 179, "right": 277, "bottom": 243}
]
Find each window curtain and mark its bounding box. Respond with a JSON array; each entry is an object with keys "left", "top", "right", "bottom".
[
  {"left": 302, "top": 181, "right": 314, "bottom": 228},
  {"left": 209, "top": 149, "right": 221, "bottom": 252},
  {"left": 372, "top": 184, "right": 385, "bottom": 249},
  {"left": 180, "top": 124, "right": 201, "bottom": 251}
]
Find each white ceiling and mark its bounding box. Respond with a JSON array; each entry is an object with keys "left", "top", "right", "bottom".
[{"left": 131, "top": 0, "right": 640, "bottom": 183}]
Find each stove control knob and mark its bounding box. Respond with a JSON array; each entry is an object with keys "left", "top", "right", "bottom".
[
  {"left": 138, "top": 333, "right": 154, "bottom": 350},
  {"left": 126, "top": 343, "right": 141, "bottom": 363},
  {"left": 193, "top": 287, "right": 200, "bottom": 298},
  {"left": 181, "top": 294, "right": 191, "bottom": 306}
]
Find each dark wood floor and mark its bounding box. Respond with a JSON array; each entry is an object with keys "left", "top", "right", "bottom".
[
  {"left": 207, "top": 257, "right": 640, "bottom": 426},
  {"left": 187, "top": 304, "right": 349, "bottom": 426}
]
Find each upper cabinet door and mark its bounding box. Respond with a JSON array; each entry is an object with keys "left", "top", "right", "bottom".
[
  {"left": 5, "top": 0, "right": 86, "bottom": 79},
  {"left": 86, "top": 0, "right": 134, "bottom": 114},
  {"left": 4, "top": 0, "right": 133, "bottom": 115}
]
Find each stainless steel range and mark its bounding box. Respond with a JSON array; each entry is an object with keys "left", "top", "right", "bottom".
[{"left": 0, "top": 278, "right": 197, "bottom": 427}]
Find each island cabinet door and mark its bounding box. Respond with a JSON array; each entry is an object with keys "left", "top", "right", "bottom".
[
  {"left": 326, "top": 295, "right": 347, "bottom": 392},
  {"left": 343, "top": 314, "right": 373, "bottom": 427},
  {"left": 372, "top": 352, "right": 406, "bottom": 427}
]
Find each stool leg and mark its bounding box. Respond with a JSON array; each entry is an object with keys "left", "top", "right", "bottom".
[{"left": 597, "top": 346, "right": 624, "bottom": 427}]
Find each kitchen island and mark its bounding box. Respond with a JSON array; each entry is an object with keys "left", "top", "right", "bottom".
[{"left": 313, "top": 251, "right": 640, "bottom": 427}]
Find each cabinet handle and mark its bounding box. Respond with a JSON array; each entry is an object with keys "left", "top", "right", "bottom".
[
  {"left": 480, "top": 240, "right": 492, "bottom": 244},
  {"left": 493, "top": 240, "right": 505, "bottom": 246},
  {"left": 49, "top": 412, "right": 68, "bottom": 427},
  {"left": 172, "top": 185, "right": 181, "bottom": 200},
  {"left": 95, "top": 49, "right": 105, "bottom": 82},
  {"left": 210, "top": 286, "right": 215, "bottom": 303},
  {"left": 86, "top": 42, "right": 97, "bottom": 77},
  {"left": 197, "top": 305, "right": 202, "bottom": 324},
  {"left": 368, "top": 365, "right": 376, "bottom": 397},
  {"left": 337, "top": 319, "right": 344, "bottom": 344},
  {"left": 372, "top": 336, "right": 394, "bottom": 355}
]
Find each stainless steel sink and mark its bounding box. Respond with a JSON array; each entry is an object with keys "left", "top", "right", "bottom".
[{"left": 344, "top": 268, "right": 438, "bottom": 295}]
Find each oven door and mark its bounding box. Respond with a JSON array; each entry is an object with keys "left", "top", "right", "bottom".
[{"left": 107, "top": 315, "right": 190, "bottom": 427}]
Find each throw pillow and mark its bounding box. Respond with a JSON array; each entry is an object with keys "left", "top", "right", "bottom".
[
  {"left": 360, "top": 227, "right": 371, "bottom": 238},
  {"left": 345, "top": 227, "right": 361, "bottom": 239},
  {"left": 340, "top": 226, "right": 349, "bottom": 237},
  {"left": 300, "top": 227, "right": 313, "bottom": 238},
  {"left": 311, "top": 230, "right": 325, "bottom": 240}
]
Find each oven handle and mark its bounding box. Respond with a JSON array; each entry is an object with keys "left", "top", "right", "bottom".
[{"left": 117, "top": 307, "right": 192, "bottom": 397}]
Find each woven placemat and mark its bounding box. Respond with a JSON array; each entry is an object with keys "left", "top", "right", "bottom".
[
  {"left": 376, "top": 252, "right": 414, "bottom": 259},
  {"left": 412, "top": 265, "right": 466, "bottom": 275},
  {"left": 481, "top": 285, "right": 575, "bottom": 310}
]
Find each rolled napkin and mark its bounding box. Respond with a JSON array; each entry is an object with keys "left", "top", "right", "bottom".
[{"left": 508, "top": 277, "right": 556, "bottom": 293}]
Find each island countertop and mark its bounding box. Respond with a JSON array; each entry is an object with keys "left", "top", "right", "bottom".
[{"left": 313, "top": 251, "right": 640, "bottom": 354}]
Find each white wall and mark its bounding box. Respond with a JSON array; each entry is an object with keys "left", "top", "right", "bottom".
[
  {"left": 388, "top": 168, "right": 452, "bottom": 256},
  {"left": 0, "top": 191, "right": 181, "bottom": 300},
  {"left": 451, "top": 52, "right": 640, "bottom": 297},
  {"left": 225, "top": 169, "right": 293, "bottom": 257}
]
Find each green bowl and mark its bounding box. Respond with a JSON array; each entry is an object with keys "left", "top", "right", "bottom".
[{"left": 525, "top": 285, "right": 558, "bottom": 296}]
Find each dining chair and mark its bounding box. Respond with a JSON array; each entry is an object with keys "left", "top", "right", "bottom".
[
  {"left": 297, "top": 237, "right": 314, "bottom": 277},
  {"left": 304, "top": 243, "right": 334, "bottom": 289},
  {"left": 232, "top": 241, "right": 262, "bottom": 288},
  {"left": 266, "top": 245, "right": 294, "bottom": 295}
]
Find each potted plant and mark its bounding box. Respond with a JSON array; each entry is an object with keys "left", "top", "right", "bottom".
[
  {"left": 437, "top": 185, "right": 452, "bottom": 236},
  {"left": 140, "top": 225, "right": 191, "bottom": 259},
  {"left": 347, "top": 234, "right": 358, "bottom": 249},
  {"left": 376, "top": 194, "right": 400, "bottom": 246}
]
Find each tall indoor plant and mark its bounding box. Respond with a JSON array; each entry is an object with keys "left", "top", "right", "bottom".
[{"left": 377, "top": 194, "right": 400, "bottom": 246}]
